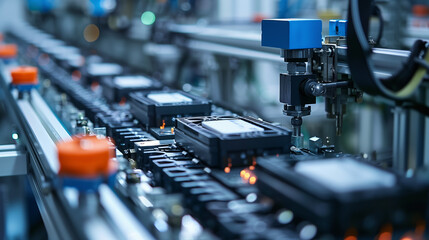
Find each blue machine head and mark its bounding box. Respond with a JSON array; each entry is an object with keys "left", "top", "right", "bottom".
[
  {"left": 329, "top": 20, "right": 348, "bottom": 37},
  {"left": 261, "top": 19, "right": 322, "bottom": 50}
]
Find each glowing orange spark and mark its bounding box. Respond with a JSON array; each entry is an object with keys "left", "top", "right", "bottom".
[
  {"left": 244, "top": 172, "right": 250, "bottom": 180},
  {"left": 249, "top": 176, "right": 257, "bottom": 185},
  {"left": 119, "top": 97, "right": 126, "bottom": 105},
  {"left": 344, "top": 236, "right": 357, "bottom": 240}
]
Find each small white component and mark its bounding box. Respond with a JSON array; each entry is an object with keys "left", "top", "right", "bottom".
[
  {"left": 147, "top": 92, "right": 192, "bottom": 104},
  {"left": 87, "top": 63, "right": 123, "bottom": 76},
  {"left": 294, "top": 158, "right": 396, "bottom": 193},
  {"left": 114, "top": 76, "right": 152, "bottom": 88},
  {"left": 202, "top": 119, "right": 264, "bottom": 135},
  {"left": 47, "top": 46, "right": 80, "bottom": 55}
]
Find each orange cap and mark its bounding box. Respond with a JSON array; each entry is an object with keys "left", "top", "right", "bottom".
[
  {"left": 10, "top": 66, "right": 38, "bottom": 85},
  {"left": 0, "top": 44, "right": 18, "bottom": 59},
  {"left": 108, "top": 159, "right": 118, "bottom": 174},
  {"left": 252, "top": 14, "right": 267, "bottom": 23},
  {"left": 57, "top": 135, "right": 112, "bottom": 177},
  {"left": 413, "top": 5, "right": 429, "bottom": 17}
]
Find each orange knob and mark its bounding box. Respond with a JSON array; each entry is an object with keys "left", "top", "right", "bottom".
[
  {"left": 10, "top": 66, "right": 38, "bottom": 85},
  {"left": 413, "top": 5, "right": 429, "bottom": 17},
  {"left": 57, "top": 135, "right": 113, "bottom": 177},
  {"left": 0, "top": 44, "right": 18, "bottom": 59}
]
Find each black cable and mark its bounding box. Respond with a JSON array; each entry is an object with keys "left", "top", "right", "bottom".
[
  {"left": 402, "top": 101, "right": 429, "bottom": 116},
  {"left": 383, "top": 39, "right": 427, "bottom": 91},
  {"left": 347, "top": 0, "right": 376, "bottom": 95},
  {"left": 415, "top": 57, "right": 429, "bottom": 72},
  {"left": 347, "top": 0, "right": 428, "bottom": 99}
]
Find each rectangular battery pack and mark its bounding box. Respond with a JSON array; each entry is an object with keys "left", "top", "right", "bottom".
[
  {"left": 256, "top": 156, "right": 429, "bottom": 236},
  {"left": 129, "top": 90, "right": 211, "bottom": 130},
  {"left": 101, "top": 75, "right": 163, "bottom": 103},
  {"left": 175, "top": 116, "right": 291, "bottom": 168}
]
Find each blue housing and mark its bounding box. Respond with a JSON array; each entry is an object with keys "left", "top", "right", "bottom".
[
  {"left": 329, "top": 20, "right": 348, "bottom": 36},
  {"left": 27, "top": 0, "right": 55, "bottom": 13},
  {"left": 261, "top": 19, "right": 322, "bottom": 50},
  {"left": 56, "top": 172, "right": 117, "bottom": 193},
  {"left": 11, "top": 83, "right": 39, "bottom": 92}
]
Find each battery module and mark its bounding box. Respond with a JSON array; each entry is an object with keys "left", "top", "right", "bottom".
[
  {"left": 129, "top": 90, "right": 211, "bottom": 133},
  {"left": 101, "top": 75, "right": 163, "bottom": 103},
  {"left": 175, "top": 116, "right": 291, "bottom": 168},
  {"left": 256, "top": 156, "right": 429, "bottom": 236}
]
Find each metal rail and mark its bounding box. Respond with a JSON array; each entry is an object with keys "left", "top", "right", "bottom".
[{"left": 0, "top": 63, "right": 154, "bottom": 240}]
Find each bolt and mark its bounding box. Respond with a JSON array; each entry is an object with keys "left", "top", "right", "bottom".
[{"left": 291, "top": 116, "right": 302, "bottom": 126}]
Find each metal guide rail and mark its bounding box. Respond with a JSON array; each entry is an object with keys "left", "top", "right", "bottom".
[
  {"left": 0, "top": 41, "right": 156, "bottom": 240},
  {"left": 170, "top": 23, "right": 425, "bottom": 81},
  {"left": 2, "top": 23, "right": 429, "bottom": 240}
]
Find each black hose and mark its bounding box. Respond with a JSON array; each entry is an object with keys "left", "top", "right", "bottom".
[{"left": 347, "top": 0, "right": 428, "bottom": 99}]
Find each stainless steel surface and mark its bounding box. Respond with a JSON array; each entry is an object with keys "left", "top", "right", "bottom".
[
  {"left": 17, "top": 99, "right": 60, "bottom": 173},
  {"left": 99, "top": 185, "right": 155, "bottom": 240},
  {"left": 336, "top": 46, "right": 411, "bottom": 77},
  {"left": 30, "top": 91, "right": 71, "bottom": 142},
  {"left": 0, "top": 144, "right": 16, "bottom": 151},
  {"left": 392, "top": 107, "right": 408, "bottom": 172},
  {"left": 291, "top": 135, "right": 304, "bottom": 149},
  {"left": 0, "top": 150, "right": 26, "bottom": 176},
  {"left": 169, "top": 24, "right": 264, "bottom": 51},
  {"left": 186, "top": 39, "right": 281, "bottom": 62}
]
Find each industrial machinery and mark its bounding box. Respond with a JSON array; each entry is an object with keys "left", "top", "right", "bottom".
[{"left": 0, "top": 0, "right": 428, "bottom": 239}]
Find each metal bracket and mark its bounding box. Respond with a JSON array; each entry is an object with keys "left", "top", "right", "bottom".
[{"left": 0, "top": 144, "right": 26, "bottom": 177}]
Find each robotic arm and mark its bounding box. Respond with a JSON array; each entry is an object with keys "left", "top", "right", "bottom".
[{"left": 261, "top": 1, "right": 429, "bottom": 150}]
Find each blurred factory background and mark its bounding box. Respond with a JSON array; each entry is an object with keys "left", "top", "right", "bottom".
[
  {"left": 0, "top": 0, "right": 428, "bottom": 239},
  {"left": 0, "top": 0, "right": 426, "bottom": 158},
  {"left": 0, "top": 0, "right": 427, "bottom": 181}
]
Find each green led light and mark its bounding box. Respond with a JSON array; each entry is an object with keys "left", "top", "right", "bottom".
[
  {"left": 12, "top": 133, "right": 18, "bottom": 140},
  {"left": 141, "top": 11, "right": 156, "bottom": 25}
]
